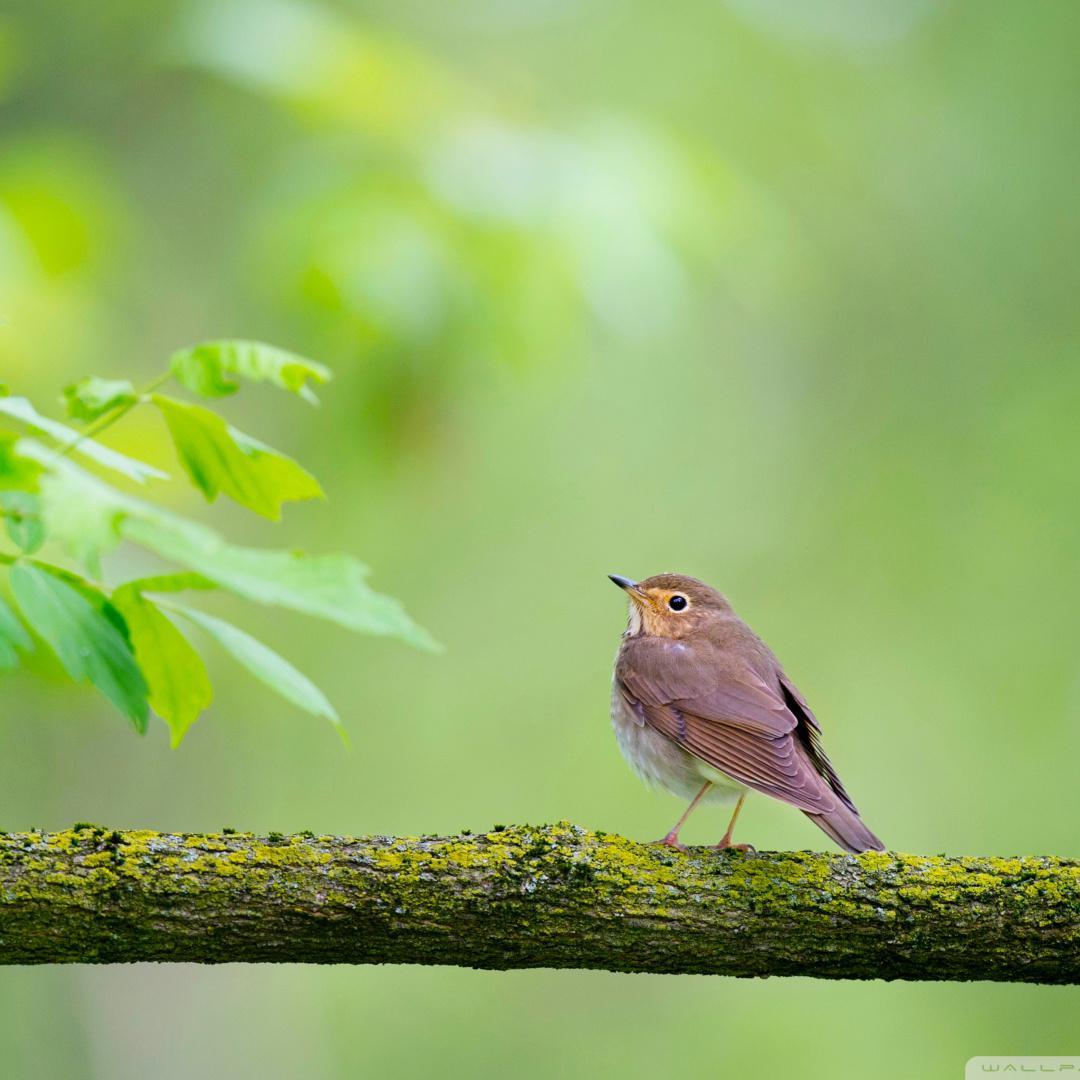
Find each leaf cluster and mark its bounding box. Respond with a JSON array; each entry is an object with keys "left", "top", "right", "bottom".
[{"left": 0, "top": 340, "right": 438, "bottom": 746}]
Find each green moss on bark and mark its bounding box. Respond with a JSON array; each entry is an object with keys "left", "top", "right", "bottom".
[{"left": 0, "top": 824, "right": 1076, "bottom": 982}]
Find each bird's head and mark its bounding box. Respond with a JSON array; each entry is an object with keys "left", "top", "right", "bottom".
[{"left": 608, "top": 572, "right": 731, "bottom": 639}]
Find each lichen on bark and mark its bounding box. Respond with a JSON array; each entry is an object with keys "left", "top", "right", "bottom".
[{"left": 0, "top": 824, "right": 1076, "bottom": 982}]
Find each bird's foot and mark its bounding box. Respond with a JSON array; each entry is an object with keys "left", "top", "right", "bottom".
[
  {"left": 713, "top": 840, "right": 756, "bottom": 853},
  {"left": 653, "top": 832, "right": 688, "bottom": 852}
]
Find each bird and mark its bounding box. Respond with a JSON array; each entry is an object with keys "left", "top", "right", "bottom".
[{"left": 609, "top": 572, "right": 883, "bottom": 854}]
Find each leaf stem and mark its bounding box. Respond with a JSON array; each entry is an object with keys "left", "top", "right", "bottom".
[{"left": 55, "top": 369, "right": 173, "bottom": 460}]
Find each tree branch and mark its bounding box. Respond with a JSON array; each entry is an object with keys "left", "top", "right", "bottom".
[{"left": 0, "top": 824, "right": 1075, "bottom": 982}]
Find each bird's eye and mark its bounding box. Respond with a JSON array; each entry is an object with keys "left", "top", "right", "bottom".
[{"left": 668, "top": 595, "right": 688, "bottom": 611}]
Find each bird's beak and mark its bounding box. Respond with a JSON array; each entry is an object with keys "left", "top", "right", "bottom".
[{"left": 608, "top": 574, "right": 648, "bottom": 601}]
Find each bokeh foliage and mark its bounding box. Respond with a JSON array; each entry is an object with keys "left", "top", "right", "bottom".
[{"left": 2, "top": 0, "right": 1079, "bottom": 1077}]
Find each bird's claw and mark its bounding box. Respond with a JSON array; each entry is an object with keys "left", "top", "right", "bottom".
[
  {"left": 654, "top": 834, "right": 688, "bottom": 852},
  {"left": 713, "top": 841, "right": 756, "bottom": 853}
]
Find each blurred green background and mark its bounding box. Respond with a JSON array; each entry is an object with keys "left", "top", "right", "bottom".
[{"left": 2, "top": 0, "right": 1079, "bottom": 1076}]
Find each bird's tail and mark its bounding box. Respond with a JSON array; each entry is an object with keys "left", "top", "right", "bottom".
[{"left": 805, "top": 803, "right": 884, "bottom": 854}]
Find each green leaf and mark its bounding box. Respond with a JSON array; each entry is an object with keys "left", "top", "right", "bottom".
[
  {"left": 18, "top": 446, "right": 440, "bottom": 651},
  {"left": 169, "top": 340, "right": 331, "bottom": 404},
  {"left": 0, "top": 595, "right": 32, "bottom": 670},
  {"left": 121, "top": 515, "right": 441, "bottom": 651},
  {"left": 0, "top": 397, "right": 167, "bottom": 483},
  {"left": 112, "top": 586, "right": 212, "bottom": 747},
  {"left": 153, "top": 394, "right": 323, "bottom": 519},
  {"left": 121, "top": 572, "right": 218, "bottom": 595},
  {"left": 163, "top": 601, "right": 339, "bottom": 726},
  {"left": 0, "top": 433, "right": 43, "bottom": 490},
  {"left": 10, "top": 562, "right": 149, "bottom": 730},
  {"left": 29, "top": 451, "right": 126, "bottom": 574},
  {"left": 63, "top": 377, "right": 137, "bottom": 423},
  {"left": 0, "top": 491, "right": 45, "bottom": 553}
]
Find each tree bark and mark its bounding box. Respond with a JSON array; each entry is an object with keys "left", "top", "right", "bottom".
[{"left": 0, "top": 824, "right": 1075, "bottom": 982}]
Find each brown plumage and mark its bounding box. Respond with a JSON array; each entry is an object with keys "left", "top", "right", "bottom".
[{"left": 609, "top": 572, "right": 883, "bottom": 854}]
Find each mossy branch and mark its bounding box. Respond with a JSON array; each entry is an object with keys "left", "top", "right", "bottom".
[{"left": 0, "top": 824, "right": 1076, "bottom": 982}]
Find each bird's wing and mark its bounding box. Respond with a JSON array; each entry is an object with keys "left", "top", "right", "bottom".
[
  {"left": 616, "top": 637, "right": 841, "bottom": 814},
  {"left": 776, "top": 672, "right": 857, "bottom": 811}
]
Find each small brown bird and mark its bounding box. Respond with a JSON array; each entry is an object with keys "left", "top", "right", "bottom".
[{"left": 610, "top": 573, "right": 883, "bottom": 853}]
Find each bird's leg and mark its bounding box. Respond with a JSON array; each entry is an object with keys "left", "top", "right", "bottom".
[
  {"left": 714, "top": 793, "right": 754, "bottom": 852},
  {"left": 656, "top": 781, "right": 713, "bottom": 850}
]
